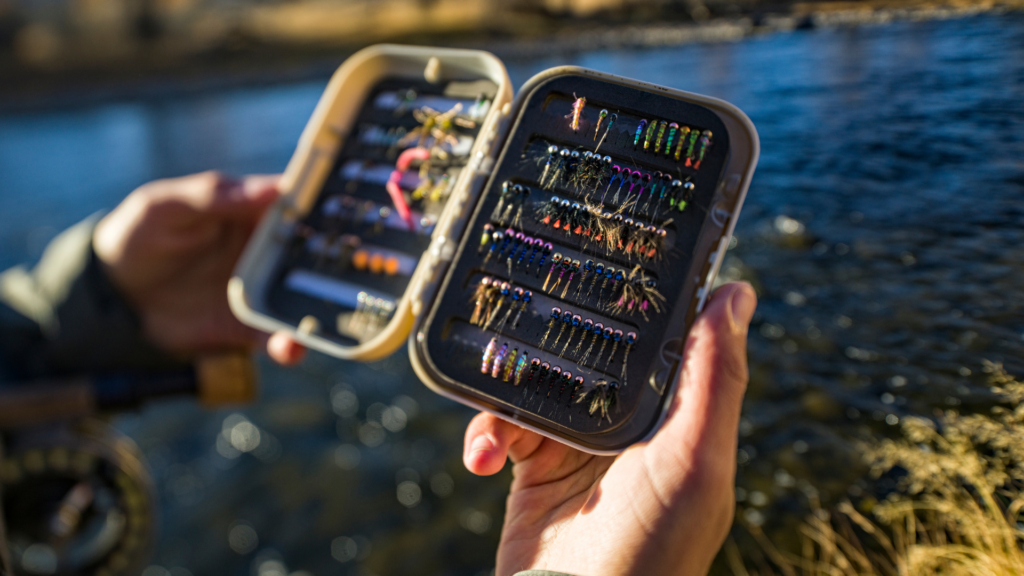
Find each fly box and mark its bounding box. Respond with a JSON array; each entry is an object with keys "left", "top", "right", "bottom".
[{"left": 230, "top": 44, "right": 759, "bottom": 454}]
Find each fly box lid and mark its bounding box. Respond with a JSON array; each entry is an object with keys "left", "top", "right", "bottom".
[
  {"left": 229, "top": 44, "right": 513, "bottom": 361},
  {"left": 230, "top": 46, "right": 759, "bottom": 453}
]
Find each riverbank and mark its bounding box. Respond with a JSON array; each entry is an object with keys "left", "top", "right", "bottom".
[
  {"left": 474, "top": 0, "right": 1024, "bottom": 57},
  {"left": 1, "top": 0, "right": 1021, "bottom": 113}
]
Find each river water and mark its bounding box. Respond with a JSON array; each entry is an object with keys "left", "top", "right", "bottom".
[{"left": 1, "top": 12, "right": 1023, "bottom": 576}]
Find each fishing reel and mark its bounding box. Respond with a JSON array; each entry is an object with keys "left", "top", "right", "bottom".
[
  {"left": 1, "top": 420, "right": 154, "bottom": 576},
  {"left": 0, "top": 354, "right": 258, "bottom": 575}
]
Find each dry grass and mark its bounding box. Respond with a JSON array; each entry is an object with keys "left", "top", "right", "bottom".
[{"left": 733, "top": 361, "right": 1024, "bottom": 575}]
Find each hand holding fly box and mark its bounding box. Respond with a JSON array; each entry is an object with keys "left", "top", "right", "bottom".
[{"left": 229, "top": 44, "right": 759, "bottom": 454}]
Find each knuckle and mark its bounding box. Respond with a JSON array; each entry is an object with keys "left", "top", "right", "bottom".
[
  {"left": 719, "top": 352, "right": 749, "bottom": 390},
  {"left": 129, "top": 178, "right": 162, "bottom": 201},
  {"left": 709, "top": 335, "right": 749, "bottom": 389},
  {"left": 195, "top": 170, "right": 227, "bottom": 191}
]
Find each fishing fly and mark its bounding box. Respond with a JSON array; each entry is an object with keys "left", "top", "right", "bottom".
[
  {"left": 510, "top": 290, "right": 532, "bottom": 329},
  {"left": 481, "top": 229, "right": 503, "bottom": 265},
  {"left": 545, "top": 366, "right": 562, "bottom": 401},
  {"left": 538, "top": 145, "right": 560, "bottom": 186},
  {"left": 555, "top": 370, "right": 573, "bottom": 402},
  {"left": 481, "top": 337, "right": 498, "bottom": 374},
  {"left": 469, "top": 277, "right": 493, "bottom": 326},
  {"left": 643, "top": 120, "right": 657, "bottom": 151},
  {"left": 542, "top": 253, "right": 564, "bottom": 292},
  {"left": 502, "top": 347, "right": 519, "bottom": 382},
  {"left": 567, "top": 95, "right": 586, "bottom": 132},
  {"left": 568, "top": 376, "right": 585, "bottom": 409},
  {"left": 559, "top": 314, "right": 583, "bottom": 358},
  {"left": 672, "top": 180, "right": 695, "bottom": 212},
  {"left": 600, "top": 166, "right": 622, "bottom": 204},
  {"left": 573, "top": 260, "right": 595, "bottom": 300},
  {"left": 640, "top": 171, "right": 663, "bottom": 215},
  {"left": 542, "top": 148, "right": 571, "bottom": 190},
  {"left": 665, "top": 123, "right": 679, "bottom": 156},
  {"left": 653, "top": 121, "right": 668, "bottom": 154},
  {"left": 539, "top": 307, "right": 562, "bottom": 350},
  {"left": 590, "top": 327, "right": 613, "bottom": 369},
  {"left": 593, "top": 109, "right": 608, "bottom": 140},
  {"left": 693, "top": 130, "right": 713, "bottom": 169},
  {"left": 428, "top": 173, "right": 451, "bottom": 202},
  {"left": 601, "top": 329, "right": 624, "bottom": 374},
  {"left": 673, "top": 126, "right": 691, "bottom": 161},
  {"left": 578, "top": 321, "right": 604, "bottom": 367},
  {"left": 400, "top": 103, "right": 473, "bottom": 150},
  {"left": 477, "top": 223, "right": 494, "bottom": 254},
  {"left": 548, "top": 257, "right": 572, "bottom": 295},
  {"left": 490, "top": 342, "right": 509, "bottom": 378},
  {"left": 595, "top": 113, "right": 616, "bottom": 152},
  {"left": 531, "top": 362, "right": 552, "bottom": 403},
  {"left": 513, "top": 353, "right": 530, "bottom": 385},
  {"left": 526, "top": 357, "right": 541, "bottom": 383},
  {"left": 572, "top": 318, "right": 595, "bottom": 357},
  {"left": 549, "top": 310, "right": 574, "bottom": 351},
  {"left": 683, "top": 128, "right": 699, "bottom": 165},
  {"left": 482, "top": 281, "right": 511, "bottom": 331},
  {"left": 577, "top": 379, "right": 618, "bottom": 423},
  {"left": 633, "top": 119, "right": 647, "bottom": 150},
  {"left": 629, "top": 172, "right": 652, "bottom": 216},
  {"left": 560, "top": 259, "right": 581, "bottom": 299},
  {"left": 620, "top": 332, "right": 637, "bottom": 386},
  {"left": 610, "top": 265, "right": 666, "bottom": 320}
]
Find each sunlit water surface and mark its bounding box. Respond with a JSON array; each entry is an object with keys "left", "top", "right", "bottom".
[{"left": 1, "top": 13, "right": 1023, "bottom": 575}]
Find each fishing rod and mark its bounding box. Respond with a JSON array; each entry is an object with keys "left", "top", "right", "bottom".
[{"left": 0, "top": 353, "right": 258, "bottom": 576}]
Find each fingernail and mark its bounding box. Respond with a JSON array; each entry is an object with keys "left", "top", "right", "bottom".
[
  {"left": 728, "top": 284, "right": 757, "bottom": 335},
  {"left": 469, "top": 435, "right": 495, "bottom": 455}
]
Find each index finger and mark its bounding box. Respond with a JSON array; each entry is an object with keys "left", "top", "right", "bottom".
[{"left": 147, "top": 172, "right": 280, "bottom": 221}]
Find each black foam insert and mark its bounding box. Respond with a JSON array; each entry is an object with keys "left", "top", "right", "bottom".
[{"left": 421, "top": 74, "right": 731, "bottom": 447}]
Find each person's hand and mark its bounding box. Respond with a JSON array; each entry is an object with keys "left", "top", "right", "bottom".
[
  {"left": 93, "top": 171, "right": 305, "bottom": 365},
  {"left": 463, "top": 282, "right": 756, "bottom": 576}
]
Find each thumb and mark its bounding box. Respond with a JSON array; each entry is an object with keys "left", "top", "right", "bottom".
[{"left": 648, "top": 282, "right": 756, "bottom": 474}]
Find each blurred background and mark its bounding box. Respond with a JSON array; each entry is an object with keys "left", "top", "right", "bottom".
[{"left": 2, "top": 0, "right": 1024, "bottom": 574}]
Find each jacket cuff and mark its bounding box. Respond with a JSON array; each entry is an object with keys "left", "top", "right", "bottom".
[{"left": 0, "top": 215, "right": 185, "bottom": 379}]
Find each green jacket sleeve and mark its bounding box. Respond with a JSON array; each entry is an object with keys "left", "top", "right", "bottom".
[{"left": 0, "top": 215, "right": 184, "bottom": 381}]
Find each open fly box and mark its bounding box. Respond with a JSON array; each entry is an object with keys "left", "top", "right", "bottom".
[{"left": 229, "top": 44, "right": 759, "bottom": 454}]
